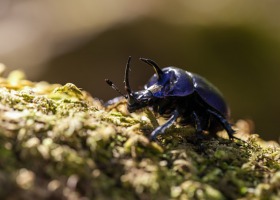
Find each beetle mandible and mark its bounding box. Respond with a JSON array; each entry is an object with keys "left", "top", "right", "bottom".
[{"left": 105, "top": 57, "right": 235, "bottom": 141}]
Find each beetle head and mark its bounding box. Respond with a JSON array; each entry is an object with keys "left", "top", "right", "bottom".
[
  {"left": 105, "top": 57, "right": 154, "bottom": 112},
  {"left": 106, "top": 57, "right": 169, "bottom": 112}
]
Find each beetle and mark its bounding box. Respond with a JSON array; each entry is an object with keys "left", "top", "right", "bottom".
[{"left": 105, "top": 56, "right": 236, "bottom": 141}]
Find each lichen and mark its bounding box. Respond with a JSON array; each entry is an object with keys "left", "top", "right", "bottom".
[{"left": 0, "top": 69, "right": 279, "bottom": 199}]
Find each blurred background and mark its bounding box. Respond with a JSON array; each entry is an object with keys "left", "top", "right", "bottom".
[{"left": 0, "top": 0, "right": 279, "bottom": 140}]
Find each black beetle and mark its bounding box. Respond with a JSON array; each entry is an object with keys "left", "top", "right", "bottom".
[{"left": 105, "top": 57, "right": 235, "bottom": 141}]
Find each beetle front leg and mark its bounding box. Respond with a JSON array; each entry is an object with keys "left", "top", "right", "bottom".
[{"left": 150, "top": 109, "right": 180, "bottom": 141}]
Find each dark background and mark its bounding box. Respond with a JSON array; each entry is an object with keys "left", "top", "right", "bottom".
[{"left": 0, "top": 1, "right": 279, "bottom": 141}]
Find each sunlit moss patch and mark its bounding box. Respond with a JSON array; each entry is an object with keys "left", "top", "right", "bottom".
[{"left": 0, "top": 69, "right": 279, "bottom": 199}]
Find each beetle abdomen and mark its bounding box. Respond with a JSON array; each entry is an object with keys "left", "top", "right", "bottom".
[{"left": 192, "top": 73, "right": 230, "bottom": 119}]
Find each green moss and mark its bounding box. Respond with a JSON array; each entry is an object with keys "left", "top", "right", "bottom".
[{"left": 0, "top": 70, "right": 279, "bottom": 199}]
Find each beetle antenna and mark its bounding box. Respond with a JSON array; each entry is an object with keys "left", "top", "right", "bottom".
[
  {"left": 105, "top": 79, "right": 127, "bottom": 98},
  {"left": 139, "top": 58, "right": 164, "bottom": 80},
  {"left": 124, "top": 56, "right": 138, "bottom": 103}
]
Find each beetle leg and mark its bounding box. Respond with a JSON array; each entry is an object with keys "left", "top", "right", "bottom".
[
  {"left": 192, "top": 111, "right": 206, "bottom": 140},
  {"left": 207, "top": 109, "right": 235, "bottom": 138},
  {"left": 150, "top": 109, "right": 179, "bottom": 141},
  {"left": 192, "top": 111, "right": 203, "bottom": 133}
]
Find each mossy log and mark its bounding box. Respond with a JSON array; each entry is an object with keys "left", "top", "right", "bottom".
[{"left": 0, "top": 70, "right": 279, "bottom": 200}]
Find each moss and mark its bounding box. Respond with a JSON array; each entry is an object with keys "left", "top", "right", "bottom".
[{"left": 0, "top": 70, "right": 279, "bottom": 199}]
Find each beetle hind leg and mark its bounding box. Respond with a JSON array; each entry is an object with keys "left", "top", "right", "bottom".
[{"left": 207, "top": 109, "right": 235, "bottom": 139}]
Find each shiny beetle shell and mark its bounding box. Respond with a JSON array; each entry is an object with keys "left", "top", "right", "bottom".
[
  {"left": 145, "top": 67, "right": 230, "bottom": 119},
  {"left": 106, "top": 57, "right": 236, "bottom": 141}
]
